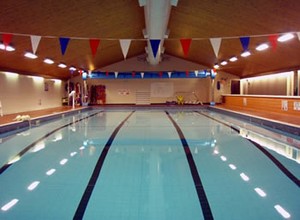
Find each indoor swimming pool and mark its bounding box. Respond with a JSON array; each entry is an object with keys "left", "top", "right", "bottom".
[{"left": 0, "top": 108, "right": 299, "bottom": 220}]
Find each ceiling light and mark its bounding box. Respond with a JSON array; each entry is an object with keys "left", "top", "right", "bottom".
[
  {"left": 220, "top": 61, "right": 228, "bottom": 66},
  {"left": 24, "top": 52, "right": 38, "bottom": 59},
  {"left": 69, "top": 66, "right": 76, "bottom": 71},
  {"left": 277, "top": 33, "right": 294, "bottom": 42},
  {"left": 43, "top": 58, "right": 54, "bottom": 64},
  {"left": 58, "top": 63, "right": 67, "bottom": 68},
  {"left": 213, "top": 64, "right": 220, "bottom": 69},
  {"left": 229, "top": 56, "right": 238, "bottom": 62},
  {"left": 0, "top": 43, "right": 15, "bottom": 51},
  {"left": 256, "top": 43, "right": 269, "bottom": 51},
  {"left": 241, "top": 51, "right": 251, "bottom": 57}
]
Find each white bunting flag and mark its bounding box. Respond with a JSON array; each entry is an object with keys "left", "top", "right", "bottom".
[
  {"left": 297, "top": 32, "right": 300, "bottom": 41},
  {"left": 114, "top": 72, "right": 118, "bottom": 78},
  {"left": 119, "top": 39, "right": 131, "bottom": 59},
  {"left": 30, "top": 35, "right": 41, "bottom": 54},
  {"left": 167, "top": 71, "right": 172, "bottom": 78},
  {"left": 140, "top": 72, "right": 144, "bottom": 78},
  {"left": 210, "top": 38, "right": 222, "bottom": 58}
]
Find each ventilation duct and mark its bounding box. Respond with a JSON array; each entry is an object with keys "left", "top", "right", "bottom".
[{"left": 139, "top": 0, "right": 178, "bottom": 65}]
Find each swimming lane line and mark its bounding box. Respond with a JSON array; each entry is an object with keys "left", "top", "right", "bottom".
[
  {"left": 165, "top": 111, "right": 214, "bottom": 220},
  {"left": 73, "top": 111, "right": 134, "bottom": 220},
  {"left": 0, "top": 111, "right": 101, "bottom": 175}
]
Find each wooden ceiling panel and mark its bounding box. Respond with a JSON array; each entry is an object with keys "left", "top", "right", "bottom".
[{"left": 1, "top": 0, "right": 300, "bottom": 80}]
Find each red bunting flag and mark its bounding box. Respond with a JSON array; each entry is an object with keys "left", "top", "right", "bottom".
[
  {"left": 268, "top": 35, "right": 278, "bottom": 51},
  {"left": 159, "top": 71, "right": 163, "bottom": 78},
  {"left": 186, "top": 70, "right": 189, "bottom": 77},
  {"left": 2, "top": 33, "right": 13, "bottom": 47},
  {"left": 180, "top": 38, "right": 192, "bottom": 56},
  {"left": 89, "top": 39, "right": 100, "bottom": 57},
  {"left": 106, "top": 71, "right": 109, "bottom": 76},
  {"left": 132, "top": 71, "right": 136, "bottom": 78}
]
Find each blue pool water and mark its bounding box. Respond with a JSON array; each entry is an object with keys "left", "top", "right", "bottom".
[{"left": 0, "top": 108, "right": 299, "bottom": 220}]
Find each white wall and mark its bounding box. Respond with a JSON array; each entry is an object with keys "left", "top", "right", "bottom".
[
  {"left": 87, "top": 77, "right": 211, "bottom": 104},
  {"left": 69, "top": 70, "right": 238, "bottom": 105},
  {"left": 240, "top": 71, "right": 293, "bottom": 95},
  {"left": 0, "top": 71, "right": 65, "bottom": 115}
]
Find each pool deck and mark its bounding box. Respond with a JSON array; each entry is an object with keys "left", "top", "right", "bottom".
[{"left": 0, "top": 104, "right": 299, "bottom": 135}]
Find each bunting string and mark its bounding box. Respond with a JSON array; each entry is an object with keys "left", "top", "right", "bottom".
[
  {"left": 1, "top": 30, "right": 300, "bottom": 65},
  {"left": 1, "top": 30, "right": 300, "bottom": 40}
]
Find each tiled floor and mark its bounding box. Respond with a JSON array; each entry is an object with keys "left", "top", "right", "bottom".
[
  {"left": 214, "top": 105, "right": 300, "bottom": 127},
  {"left": 0, "top": 104, "right": 299, "bottom": 127},
  {"left": 0, "top": 106, "right": 84, "bottom": 126}
]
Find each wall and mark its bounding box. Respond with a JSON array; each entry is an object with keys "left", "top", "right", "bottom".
[
  {"left": 240, "top": 71, "right": 294, "bottom": 95},
  {"left": 222, "top": 95, "right": 300, "bottom": 117},
  {"left": 0, "top": 71, "right": 65, "bottom": 115},
  {"left": 213, "top": 71, "right": 239, "bottom": 103},
  {"left": 69, "top": 70, "right": 238, "bottom": 105}
]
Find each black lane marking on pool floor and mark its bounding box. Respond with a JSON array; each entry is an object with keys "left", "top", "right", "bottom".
[
  {"left": 165, "top": 111, "right": 214, "bottom": 220},
  {"left": 0, "top": 111, "right": 102, "bottom": 175},
  {"left": 73, "top": 111, "right": 134, "bottom": 220},
  {"left": 195, "top": 111, "right": 300, "bottom": 188}
]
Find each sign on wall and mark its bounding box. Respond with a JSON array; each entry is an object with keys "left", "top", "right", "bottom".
[{"left": 150, "top": 82, "right": 173, "bottom": 97}]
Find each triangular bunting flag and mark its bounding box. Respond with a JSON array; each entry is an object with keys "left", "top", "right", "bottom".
[
  {"left": 141, "top": 72, "right": 144, "bottom": 78},
  {"left": 2, "top": 33, "right": 13, "bottom": 47},
  {"left": 180, "top": 38, "right": 192, "bottom": 56},
  {"left": 150, "top": 39, "right": 161, "bottom": 58},
  {"left": 114, "top": 72, "right": 118, "bottom": 78},
  {"left": 159, "top": 71, "right": 163, "bottom": 78},
  {"left": 30, "top": 35, "right": 41, "bottom": 54},
  {"left": 89, "top": 39, "right": 100, "bottom": 57},
  {"left": 186, "top": 70, "right": 189, "bottom": 77},
  {"left": 210, "top": 38, "right": 222, "bottom": 58},
  {"left": 132, "top": 71, "right": 136, "bottom": 78},
  {"left": 119, "top": 39, "right": 131, "bottom": 59},
  {"left": 297, "top": 32, "right": 300, "bottom": 41},
  {"left": 194, "top": 70, "right": 198, "bottom": 77},
  {"left": 168, "top": 71, "right": 172, "bottom": 78},
  {"left": 239, "top": 36, "right": 250, "bottom": 51},
  {"left": 59, "top": 37, "right": 70, "bottom": 55},
  {"left": 268, "top": 35, "right": 278, "bottom": 51}
]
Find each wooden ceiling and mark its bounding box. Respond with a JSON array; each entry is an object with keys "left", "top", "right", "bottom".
[{"left": 1, "top": 0, "right": 300, "bottom": 80}]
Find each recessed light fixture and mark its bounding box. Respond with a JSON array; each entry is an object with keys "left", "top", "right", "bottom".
[
  {"left": 220, "top": 61, "right": 228, "bottom": 66},
  {"left": 69, "top": 66, "right": 76, "bottom": 71},
  {"left": 256, "top": 43, "right": 269, "bottom": 51},
  {"left": 229, "top": 56, "right": 238, "bottom": 62},
  {"left": 58, "top": 63, "right": 67, "bottom": 68},
  {"left": 0, "top": 43, "right": 15, "bottom": 51},
  {"left": 241, "top": 51, "right": 251, "bottom": 57},
  {"left": 213, "top": 64, "right": 220, "bottom": 69},
  {"left": 43, "top": 58, "right": 54, "bottom": 64},
  {"left": 277, "top": 33, "right": 294, "bottom": 42},
  {"left": 24, "top": 52, "right": 38, "bottom": 59}
]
